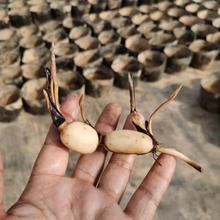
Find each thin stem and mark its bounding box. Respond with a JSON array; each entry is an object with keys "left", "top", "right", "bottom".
[
  {"left": 128, "top": 73, "right": 136, "bottom": 113},
  {"left": 148, "top": 85, "right": 183, "bottom": 134},
  {"left": 50, "top": 42, "right": 60, "bottom": 111},
  {"left": 79, "top": 93, "right": 91, "bottom": 126},
  {"left": 79, "top": 94, "right": 86, "bottom": 123},
  {"left": 157, "top": 146, "right": 202, "bottom": 172},
  {"left": 128, "top": 73, "right": 148, "bottom": 133},
  {"left": 50, "top": 70, "right": 55, "bottom": 104}
]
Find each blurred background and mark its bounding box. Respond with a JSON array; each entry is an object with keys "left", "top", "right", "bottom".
[{"left": 0, "top": 0, "right": 220, "bottom": 219}]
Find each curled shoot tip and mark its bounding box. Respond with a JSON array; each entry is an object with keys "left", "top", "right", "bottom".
[
  {"left": 148, "top": 84, "right": 183, "bottom": 135},
  {"left": 157, "top": 146, "right": 202, "bottom": 172},
  {"left": 128, "top": 73, "right": 136, "bottom": 113}
]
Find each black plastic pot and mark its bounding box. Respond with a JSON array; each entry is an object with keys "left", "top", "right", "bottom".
[
  {"left": 100, "top": 9, "right": 119, "bottom": 21},
  {"left": 131, "top": 13, "right": 148, "bottom": 25},
  {"left": 54, "top": 41, "right": 78, "bottom": 57},
  {"left": 212, "top": 18, "right": 220, "bottom": 29},
  {"left": 20, "top": 33, "right": 44, "bottom": 49},
  {"left": 167, "top": 7, "right": 186, "bottom": 18},
  {"left": 207, "top": 32, "right": 220, "bottom": 44},
  {"left": 191, "top": 24, "right": 217, "bottom": 39},
  {"left": 110, "top": 16, "right": 132, "bottom": 29},
  {"left": 157, "top": 1, "right": 172, "bottom": 12},
  {"left": 138, "top": 50, "right": 167, "bottom": 82},
  {"left": 89, "top": 1, "right": 107, "bottom": 13},
  {"left": 21, "top": 63, "right": 44, "bottom": 80},
  {"left": 111, "top": 55, "right": 142, "bottom": 89},
  {"left": 30, "top": 3, "right": 52, "bottom": 24},
  {"left": 179, "top": 15, "right": 203, "bottom": 27},
  {"left": 159, "top": 19, "right": 182, "bottom": 32},
  {"left": 164, "top": 45, "right": 192, "bottom": 73},
  {"left": 39, "top": 20, "right": 61, "bottom": 34},
  {"left": 125, "top": 34, "right": 149, "bottom": 55},
  {"left": 0, "top": 45, "right": 20, "bottom": 67},
  {"left": 54, "top": 41, "right": 78, "bottom": 70},
  {"left": 9, "top": 8, "right": 32, "bottom": 27},
  {"left": 117, "top": 24, "right": 139, "bottom": 39},
  {"left": 137, "top": 21, "right": 157, "bottom": 38},
  {"left": 0, "top": 85, "right": 22, "bottom": 122},
  {"left": 190, "top": 40, "right": 219, "bottom": 69},
  {"left": 0, "top": 31, "right": 19, "bottom": 53},
  {"left": 69, "top": 25, "right": 91, "bottom": 41},
  {"left": 150, "top": 10, "right": 168, "bottom": 22},
  {"left": 175, "top": 0, "right": 191, "bottom": 7},
  {"left": 83, "top": 66, "right": 114, "bottom": 97},
  {"left": 100, "top": 43, "right": 128, "bottom": 65},
  {"left": 200, "top": 74, "right": 220, "bottom": 113},
  {"left": 148, "top": 31, "right": 176, "bottom": 52},
  {"left": 0, "top": 58, "right": 22, "bottom": 86},
  {"left": 119, "top": 6, "right": 138, "bottom": 17},
  {"left": 174, "top": 29, "right": 195, "bottom": 46},
  {"left": 71, "top": 2, "right": 91, "bottom": 18},
  {"left": 185, "top": 3, "right": 203, "bottom": 14},
  {"left": 98, "top": 30, "right": 121, "bottom": 45},
  {"left": 21, "top": 78, "right": 47, "bottom": 115},
  {"left": 138, "top": 4, "right": 157, "bottom": 14},
  {"left": 0, "top": 28, "right": 14, "bottom": 41},
  {"left": 107, "top": 0, "right": 122, "bottom": 9},
  {"left": 22, "top": 45, "right": 49, "bottom": 64},
  {"left": 50, "top": 1, "right": 65, "bottom": 20},
  {"left": 43, "top": 28, "right": 67, "bottom": 48},
  {"left": 57, "top": 70, "right": 85, "bottom": 100},
  {"left": 75, "top": 35, "right": 100, "bottom": 50},
  {"left": 202, "top": 1, "right": 219, "bottom": 10},
  {"left": 18, "top": 24, "right": 38, "bottom": 38},
  {"left": 84, "top": 16, "right": 111, "bottom": 35},
  {"left": 197, "top": 9, "right": 218, "bottom": 22},
  {"left": 74, "top": 49, "right": 103, "bottom": 69}
]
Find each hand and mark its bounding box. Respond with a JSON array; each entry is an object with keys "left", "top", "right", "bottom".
[{"left": 0, "top": 94, "right": 176, "bottom": 220}]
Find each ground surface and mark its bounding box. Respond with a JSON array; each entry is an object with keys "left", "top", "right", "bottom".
[{"left": 0, "top": 62, "right": 220, "bottom": 220}]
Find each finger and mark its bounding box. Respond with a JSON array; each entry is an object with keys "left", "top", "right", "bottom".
[
  {"left": 125, "top": 154, "right": 176, "bottom": 220},
  {"left": 32, "top": 93, "right": 80, "bottom": 176},
  {"left": 0, "top": 155, "right": 5, "bottom": 218},
  {"left": 98, "top": 114, "right": 138, "bottom": 202},
  {"left": 72, "top": 103, "right": 121, "bottom": 184}
]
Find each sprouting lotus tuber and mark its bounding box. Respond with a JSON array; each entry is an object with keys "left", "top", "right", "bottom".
[
  {"left": 43, "top": 43, "right": 99, "bottom": 154},
  {"left": 103, "top": 73, "right": 202, "bottom": 172}
]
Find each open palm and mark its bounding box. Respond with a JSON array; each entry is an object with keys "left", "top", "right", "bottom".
[{"left": 0, "top": 94, "right": 176, "bottom": 220}]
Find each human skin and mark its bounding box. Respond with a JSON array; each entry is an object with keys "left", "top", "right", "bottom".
[{"left": 0, "top": 94, "right": 176, "bottom": 220}]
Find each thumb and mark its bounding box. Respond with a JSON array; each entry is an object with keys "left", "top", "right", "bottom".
[{"left": 0, "top": 155, "right": 5, "bottom": 218}]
